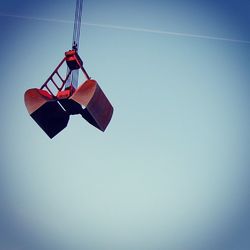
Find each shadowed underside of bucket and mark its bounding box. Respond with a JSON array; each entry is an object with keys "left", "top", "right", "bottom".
[{"left": 24, "top": 88, "right": 69, "bottom": 138}]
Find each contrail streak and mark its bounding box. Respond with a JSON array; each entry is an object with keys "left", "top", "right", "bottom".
[{"left": 1, "top": 12, "right": 250, "bottom": 45}]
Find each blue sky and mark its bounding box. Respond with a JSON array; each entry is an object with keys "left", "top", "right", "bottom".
[{"left": 0, "top": 0, "right": 250, "bottom": 249}]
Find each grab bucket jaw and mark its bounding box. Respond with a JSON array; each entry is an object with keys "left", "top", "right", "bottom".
[
  {"left": 24, "top": 89, "right": 70, "bottom": 138},
  {"left": 70, "top": 79, "right": 113, "bottom": 131}
]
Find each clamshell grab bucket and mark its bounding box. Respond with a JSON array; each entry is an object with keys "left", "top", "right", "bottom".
[
  {"left": 24, "top": 50, "right": 113, "bottom": 138},
  {"left": 24, "top": 1, "right": 114, "bottom": 138},
  {"left": 70, "top": 79, "right": 113, "bottom": 131},
  {"left": 24, "top": 89, "right": 70, "bottom": 138},
  {"left": 24, "top": 80, "right": 113, "bottom": 138}
]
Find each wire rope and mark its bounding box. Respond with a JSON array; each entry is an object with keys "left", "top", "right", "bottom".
[
  {"left": 72, "top": 0, "right": 83, "bottom": 50},
  {"left": 65, "top": 0, "right": 84, "bottom": 88}
]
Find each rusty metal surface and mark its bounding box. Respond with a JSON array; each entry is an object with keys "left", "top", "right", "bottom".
[
  {"left": 24, "top": 88, "right": 53, "bottom": 114},
  {"left": 70, "top": 79, "right": 113, "bottom": 131}
]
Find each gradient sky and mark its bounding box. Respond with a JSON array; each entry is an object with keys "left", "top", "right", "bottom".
[{"left": 0, "top": 0, "right": 250, "bottom": 249}]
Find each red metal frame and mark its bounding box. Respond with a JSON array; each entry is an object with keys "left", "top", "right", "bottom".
[
  {"left": 40, "top": 50, "right": 90, "bottom": 98},
  {"left": 74, "top": 54, "right": 91, "bottom": 80}
]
